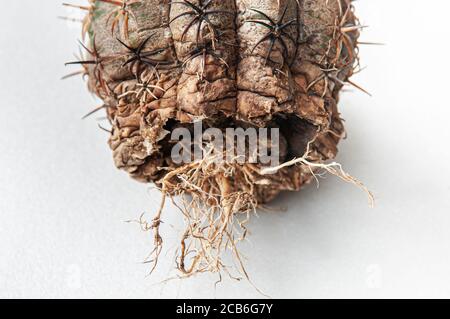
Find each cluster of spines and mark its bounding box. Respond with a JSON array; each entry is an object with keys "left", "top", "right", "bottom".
[{"left": 245, "top": 2, "right": 301, "bottom": 66}]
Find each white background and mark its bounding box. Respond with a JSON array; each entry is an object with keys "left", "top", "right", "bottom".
[{"left": 1, "top": 0, "right": 450, "bottom": 298}]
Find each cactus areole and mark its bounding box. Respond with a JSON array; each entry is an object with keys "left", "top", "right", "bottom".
[{"left": 66, "top": 0, "right": 370, "bottom": 278}]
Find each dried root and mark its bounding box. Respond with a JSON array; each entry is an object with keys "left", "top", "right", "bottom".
[
  {"left": 140, "top": 143, "right": 372, "bottom": 292},
  {"left": 157, "top": 153, "right": 257, "bottom": 279},
  {"left": 262, "top": 156, "right": 374, "bottom": 207}
]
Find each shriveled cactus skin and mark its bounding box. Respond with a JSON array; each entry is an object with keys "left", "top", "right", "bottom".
[{"left": 76, "top": 0, "right": 359, "bottom": 203}]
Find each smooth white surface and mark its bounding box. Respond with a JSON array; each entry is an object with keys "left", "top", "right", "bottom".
[{"left": 1, "top": 0, "right": 450, "bottom": 299}]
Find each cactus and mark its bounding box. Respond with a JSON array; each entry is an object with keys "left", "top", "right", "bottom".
[{"left": 66, "top": 0, "right": 371, "bottom": 279}]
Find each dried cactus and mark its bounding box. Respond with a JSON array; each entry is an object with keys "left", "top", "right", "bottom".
[{"left": 66, "top": 0, "right": 371, "bottom": 279}]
